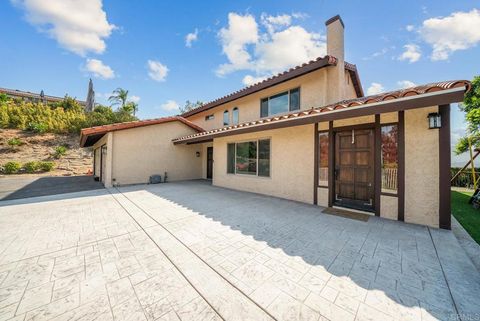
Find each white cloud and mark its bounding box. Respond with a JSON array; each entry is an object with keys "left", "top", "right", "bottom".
[
  {"left": 84, "top": 58, "right": 114, "bottom": 79},
  {"left": 255, "top": 26, "right": 325, "bottom": 74},
  {"left": 398, "top": 44, "right": 421, "bottom": 63},
  {"left": 161, "top": 100, "right": 179, "bottom": 111},
  {"left": 405, "top": 25, "right": 415, "bottom": 32},
  {"left": 292, "top": 12, "right": 308, "bottom": 20},
  {"left": 216, "top": 12, "right": 326, "bottom": 80},
  {"left": 242, "top": 75, "right": 267, "bottom": 86},
  {"left": 397, "top": 80, "right": 416, "bottom": 89},
  {"left": 419, "top": 9, "right": 480, "bottom": 61},
  {"left": 12, "top": 0, "right": 115, "bottom": 56},
  {"left": 362, "top": 47, "right": 393, "bottom": 60},
  {"left": 367, "top": 83, "right": 385, "bottom": 96},
  {"left": 217, "top": 13, "right": 259, "bottom": 76},
  {"left": 147, "top": 60, "right": 168, "bottom": 82},
  {"left": 129, "top": 95, "right": 140, "bottom": 103},
  {"left": 185, "top": 28, "right": 198, "bottom": 47},
  {"left": 261, "top": 13, "right": 292, "bottom": 34}
]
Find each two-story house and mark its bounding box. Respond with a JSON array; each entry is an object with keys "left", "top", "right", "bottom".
[{"left": 80, "top": 15, "right": 470, "bottom": 230}]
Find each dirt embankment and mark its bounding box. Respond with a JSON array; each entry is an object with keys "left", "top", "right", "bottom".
[{"left": 0, "top": 129, "right": 92, "bottom": 177}]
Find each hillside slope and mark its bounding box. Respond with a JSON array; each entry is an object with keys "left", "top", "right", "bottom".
[{"left": 0, "top": 129, "right": 92, "bottom": 177}]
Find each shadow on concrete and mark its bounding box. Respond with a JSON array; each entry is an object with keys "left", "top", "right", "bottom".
[
  {"left": 116, "top": 180, "right": 480, "bottom": 321},
  {"left": 0, "top": 175, "right": 104, "bottom": 201}
]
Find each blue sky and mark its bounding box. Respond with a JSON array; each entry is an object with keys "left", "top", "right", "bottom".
[{"left": 0, "top": 0, "right": 479, "bottom": 165}]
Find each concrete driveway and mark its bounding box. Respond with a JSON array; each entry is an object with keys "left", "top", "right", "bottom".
[
  {"left": 0, "top": 181, "right": 479, "bottom": 321},
  {"left": 0, "top": 175, "right": 103, "bottom": 201}
]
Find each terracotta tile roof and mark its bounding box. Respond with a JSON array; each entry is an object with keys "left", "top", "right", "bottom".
[
  {"left": 181, "top": 55, "right": 364, "bottom": 118},
  {"left": 80, "top": 116, "right": 204, "bottom": 147},
  {"left": 173, "top": 80, "right": 470, "bottom": 144},
  {"left": 0, "top": 87, "right": 86, "bottom": 105}
]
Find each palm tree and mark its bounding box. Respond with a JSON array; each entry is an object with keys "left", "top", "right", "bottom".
[
  {"left": 122, "top": 102, "right": 139, "bottom": 116},
  {"left": 108, "top": 88, "right": 129, "bottom": 108}
]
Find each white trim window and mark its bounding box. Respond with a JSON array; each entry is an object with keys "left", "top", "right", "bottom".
[
  {"left": 227, "top": 139, "right": 270, "bottom": 177},
  {"left": 232, "top": 107, "right": 239, "bottom": 124},
  {"left": 223, "top": 110, "right": 229, "bottom": 126},
  {"left": 260, "top": 88, "right": 300, "bottom": 117}
]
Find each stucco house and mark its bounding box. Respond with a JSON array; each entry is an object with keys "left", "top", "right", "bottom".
[{"left": 80, "top": 15, "right": 470, "bottom": 230}]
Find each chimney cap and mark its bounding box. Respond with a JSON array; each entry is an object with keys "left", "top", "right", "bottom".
[{"left": 325, "top": 15, "right": 344, "bottom": 28}]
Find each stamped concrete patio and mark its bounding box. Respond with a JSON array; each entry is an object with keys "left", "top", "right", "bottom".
[{"left": 0, "top": 180, "right": 479, "bottom": 321}]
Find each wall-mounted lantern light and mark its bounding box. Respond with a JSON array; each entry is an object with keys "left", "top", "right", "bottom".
[
  {"left": 196, "top": 151, "right": 201, "bottom": 157},
  {"left": 428, "top": 112, "right": 442, "bottom": 129}
]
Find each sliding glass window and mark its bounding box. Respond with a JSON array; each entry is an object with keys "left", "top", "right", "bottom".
[
  {"left": 260, "top": 88, "right": 300, "bottom": 117},
  {"left": 226, "top": 139, "right": 271, "bottom": 177}
]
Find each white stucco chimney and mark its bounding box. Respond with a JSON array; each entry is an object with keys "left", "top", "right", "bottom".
[{"left": 325, "top": 15, "right": 346, "bottom": 104}]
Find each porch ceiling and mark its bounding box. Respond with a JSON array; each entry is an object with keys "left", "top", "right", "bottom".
[{"left": 173, "top": 80, "right": 470, "bottom": 145}]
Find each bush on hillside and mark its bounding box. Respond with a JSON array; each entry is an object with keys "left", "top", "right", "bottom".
[
  {"left": 24, "top": 161, "right": 40, "bottom": 173},
  {"left": 0, "top": 98, "right": 138, "bottom": 134},
  {"left": 53, "top": 145, "right": 68, "bottom": 158},
  {"left": 3, "top": 161, "right": 21, "bottom": 174},
  {"left": 7, "top": 137, "right": 24, "bottom": 147},
  {"left": 27, "top": 122, "right": 48, "bottom": 133},
  {"left": 39, "top": 161, "right": 54, "bottom": 172}
]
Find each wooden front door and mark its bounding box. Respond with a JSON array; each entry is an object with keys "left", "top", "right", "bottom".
[
  {"left": 206, "top": 147, "right": 213, "bottom": 179},
  {"left": 334, "top": 128, "right": 375, "bottom": 211}
]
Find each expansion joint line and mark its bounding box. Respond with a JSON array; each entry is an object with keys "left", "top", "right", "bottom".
[
  {"left": 111, "top": 187, "right": 277, "bottom": 321},
  {"left": 427, "top": 228, "right": 460, "bottom": 318}
]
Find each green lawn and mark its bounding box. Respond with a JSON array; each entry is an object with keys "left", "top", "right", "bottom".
[{"left": 451, "top": 190, "right": 480, "bottom": 245}]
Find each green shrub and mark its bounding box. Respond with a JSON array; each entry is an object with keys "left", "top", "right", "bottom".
[
  {"left": 3, "top": 161, "right": 21, "bottom": 174},
  {"left": 39, "top": 161, "right": 54, "bottom": 172},
  {"left": 0, "top": 99, "right": 138, "bottom": 134},
  {"left": 7, "top": 137, "right": 23, "bottom": 147},
  {"left": 27, "top": 122, "right": 48, "bottom": 133},
  {"left": 53, "top": 145, "right": 68, "bottom": 158},
  {"left": 24, "top": 161, "right": 40, "bottom": 173}
]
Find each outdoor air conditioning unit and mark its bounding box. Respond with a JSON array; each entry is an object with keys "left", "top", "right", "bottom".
[{"left": 149, "top": 175, "right": 162, "bottom": 184}]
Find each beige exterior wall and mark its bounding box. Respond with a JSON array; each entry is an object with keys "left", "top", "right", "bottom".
[
  {"left": 93, "top": 148, "right": 101, "bottom": 177},
  {"left": 381, "top": 112, "right": 398, "bottom": 124},
  {"left": 318, "top": 187, "right": 329, "bottom": 207},
  {"left": 334, "top": 115, "right": 375, "bottom": 128},
  {"left": 380, "top": 195, "right": 398, "bottom": 220},
  {"left": 187, "top": 69, "right": 328, "bottom": 131},
  {"left": 405, "top": 106, "right": 439, "bottom": 227},
  {"left": 186, "top": 68, "right": 358, "bottom": 132},
  {"left": 213, "top": 124, "right": 315, "bottom": 204},
  {"left": 93, "top": 122, "right": 203, "bottom": 187}
]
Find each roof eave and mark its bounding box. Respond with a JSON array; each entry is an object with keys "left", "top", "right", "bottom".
[{"left": 173, "top": 86, "right": 466, "bottom": 145}]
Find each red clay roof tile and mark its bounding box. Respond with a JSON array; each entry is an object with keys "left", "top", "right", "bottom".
[
  {"left": 80, "top": 116, "right": 204, "bottom": 147},
  {"left": 173, "top": 80, "right": 470, "bottom": 144}
]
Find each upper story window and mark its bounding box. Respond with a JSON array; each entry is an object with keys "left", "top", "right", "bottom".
[
  {"left": 205, "top": 114, "right": 214, "bottom": 121},
  {"left": 232, "top": 107, "right": 239, "bottom": 124},
  {"left": 223, "top": 110, "right": 229, "bottom": 126},
  {"left": 260, "top": 88, "right": 300, "bottom": 118}
]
